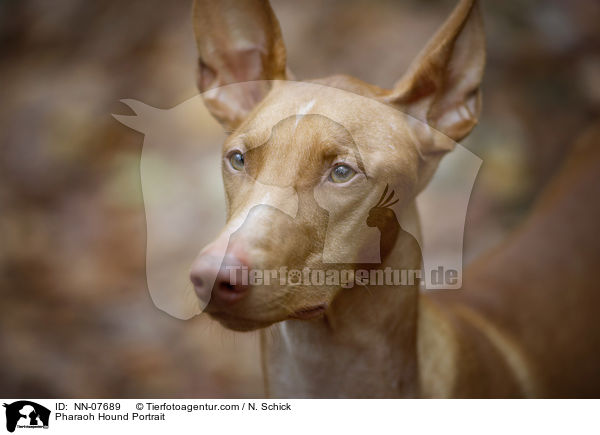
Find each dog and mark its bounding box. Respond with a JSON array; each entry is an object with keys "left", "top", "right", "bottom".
[{"left": 189, "top": 0, "right": 600, "bottom": 397}]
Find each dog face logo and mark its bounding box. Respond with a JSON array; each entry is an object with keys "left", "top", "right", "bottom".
[{"left": 3, "top": 401, "right": 50, "bottom": 433}]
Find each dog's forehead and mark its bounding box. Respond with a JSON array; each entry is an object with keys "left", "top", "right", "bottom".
[
  {"left": 239, "top": 115, "right": 356, "bottom": 188},
  {"left": 242, "top": 81, "right": 408, "bottom": 145},
  {"left": 226, "top": 81, "right": 420, "bottom": 183}
]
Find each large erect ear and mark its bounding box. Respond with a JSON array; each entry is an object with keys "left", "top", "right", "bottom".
[
  {"left": 192, "top": 0, "right": 288, "bottom": 131},
  {"left": 383, "top": 0, "right": 485, "bottom": 154}
]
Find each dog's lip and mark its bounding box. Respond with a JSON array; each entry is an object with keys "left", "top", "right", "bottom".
[
  {"left": 208, "top": 311, "right": 274, "bottom": 331},
  {"left": 291, "top": 304, "right": 327, "bottom": 320}
]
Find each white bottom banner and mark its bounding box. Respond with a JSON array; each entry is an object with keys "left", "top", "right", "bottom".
[{"left": 1, "top": 399, "right": 597, "bottom": 435}]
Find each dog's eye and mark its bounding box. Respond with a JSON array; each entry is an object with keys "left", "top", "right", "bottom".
[
  {"left": 329, "top": 164, "right": 356, "bottom": 183},
  {"left": 229, "top": 151, "right": 244, "bottom": 171}
]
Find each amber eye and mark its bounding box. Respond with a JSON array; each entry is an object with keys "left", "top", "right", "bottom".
[
  {"left": 329, "top": 164, "right": 356, "bottom": 183},
  {"left": 229, "top": 151, "right": 244, "bottom": 171}
]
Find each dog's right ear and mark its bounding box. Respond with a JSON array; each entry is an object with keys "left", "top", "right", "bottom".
[{"left": 193, "top": 0, "right": 288, "bottom": 131}]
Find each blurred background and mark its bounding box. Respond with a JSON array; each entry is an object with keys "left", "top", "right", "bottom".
[{"left": 0, "top": 0, "right": 599, "bottom": 397}]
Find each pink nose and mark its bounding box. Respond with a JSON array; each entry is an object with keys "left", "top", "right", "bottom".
[{"left": 190, "top": 252, "right": 250, "bottom": 306}]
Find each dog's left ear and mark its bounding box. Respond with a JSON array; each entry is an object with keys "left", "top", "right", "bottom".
[
  {"left": 193, "top": 0, "right": 289, "bottom": 131},
  {"left": 383, "top": 0, "right": 485, "bottom": 154}
]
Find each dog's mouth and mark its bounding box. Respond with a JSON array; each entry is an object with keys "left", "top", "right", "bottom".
[
  {"left": 290, "top": 304, "right": 327, "bottom": 320},
  {"left": 207, "top": 303, "right": 327, "bottom": 331},
  {"left": 208, "top": 311, "right": 275, "bottom": 331}
]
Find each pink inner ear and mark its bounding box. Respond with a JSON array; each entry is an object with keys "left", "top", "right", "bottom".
[
  {"left": 202, "top": 81, "right": 272, "bottom": 131},
  {"left": 199, "top": 48, "right": 264, "bottom": 90},
  {"left": 198, "top": 59, "right": 217, "bottom": 92},
  {"left": 229, "top": 48, "right": 266, "bottom": 83},
  {"left": 198, "top": 48, "right": 277, "bottom": 130}
]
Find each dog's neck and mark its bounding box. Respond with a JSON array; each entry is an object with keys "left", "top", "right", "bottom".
[{"left": 263, "top": 203, "right": 422, "bottom": 398}]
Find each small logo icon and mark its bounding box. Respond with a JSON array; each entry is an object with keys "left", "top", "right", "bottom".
[{"left": 3, "top": 401, "right": 50, "bottom": 433}]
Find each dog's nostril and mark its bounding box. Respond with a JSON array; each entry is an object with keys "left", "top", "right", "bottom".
[
  {"left": 217, "top": 277, "right": 248, "bottom": 294},
  {"left": 219, "top": 281, "right": 236, "bottom": 292},
  {"left": 190, "top": 270, "right": 212, "bottom": 304},
  {"left": 191, "top": 274, "right": 204, "bottom": 288},
  {"left": 214, "top": 276, "right": 248, "bottom": 304}
]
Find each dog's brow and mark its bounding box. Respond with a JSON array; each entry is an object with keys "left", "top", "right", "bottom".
[
  {"left": 226, "top": 129, "right": 272, "bottom": 153},
  {"left": 321, "top": 140, "right": 367, "bottom": 174},
  {"left": 223, "top": 135, "right": 245, "bottom": 153},
  {"left": 322, "top": 143, "right": 356, "bottom": 160}
]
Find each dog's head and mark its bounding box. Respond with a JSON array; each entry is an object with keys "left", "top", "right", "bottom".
[{"left": 190, "top": 0, "right": 485, "bottom": 330}]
